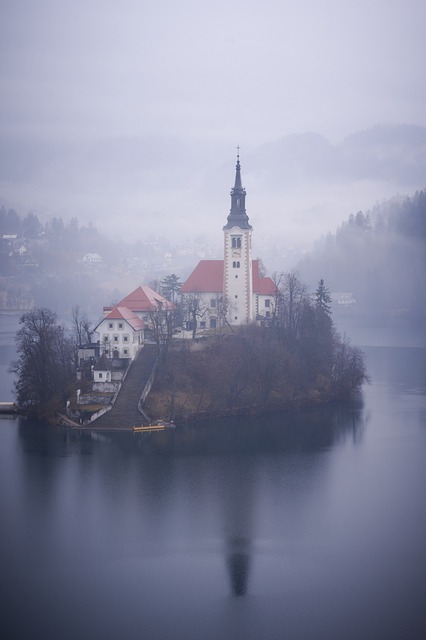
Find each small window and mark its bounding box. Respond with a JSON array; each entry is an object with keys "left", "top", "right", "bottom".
[
  {"left": 234, "top": 316, "right": 238, "bottom": 321},
  {"left": 104, "top": 336, "right": 108, "bottom": 342},
  {"left": 265, "top": 299, "right": 270, "bottom": 308},
  {"left": 210, "top": 299, "right": 216, "bottom": 308},
  {"left": 231, "top": 236, "right": 242, "bottom": 249},
  {"left": 99, "top": 372, "right": 103, "bottom": 379},
  {"left": 118, "top": 323, "right": 123, "bottom": 329},
  {"left": 123, "top": 349, "right": 128, "bottom": 355},
  {"left": 266, "top": 311, "right": 271, "bottom": 318},
  {"left": 235, "top": 295, "right": 238, "bottom": 299},
  {"left": 108, "top": 322, "right": 113, "bottom": 329},
  {"left": 210, "top": 318, "right": 217, "bottom": 329},
  {"left": 113, "top": 335, "right": 118, "bottom": 342},
  {"left": 123, "top": 335, "right": 128, "bottom": 342},
  {"left": 200, "top": 321, "right": 206, "bottom": 328}
]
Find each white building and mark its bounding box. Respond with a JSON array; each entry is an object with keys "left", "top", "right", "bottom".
[
  {"left": 181, "top": 155, "right": 276, "bottom": 328},
  {"left": 83, "top": 252, "right": 102, "bottom": 265},
  {"left": 103, "top": 285, "right": 175, "bottom": 323},
  {"left": 93, "top": 306, "right": 144, "bottom": 359}
]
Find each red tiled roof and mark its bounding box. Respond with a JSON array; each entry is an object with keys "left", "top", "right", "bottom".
[
  {"left": 116, "top": 285, "right": 175, "bottom": 312},
  {"left": 181, "top": 260, "right": 224, "bottom": 293},
  {"left": 252, "top": 260, "right": 277, "bottom": 295},
  {"left": 95, "top": 306, "right": 144, "bottom": 332},
  {"left": 181, "top": 259, "right": 277, "bottom": 296}
]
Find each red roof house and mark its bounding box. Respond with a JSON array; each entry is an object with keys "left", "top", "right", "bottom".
[{"left": 103, "top": 285, "right": 175, "bottom": 318}]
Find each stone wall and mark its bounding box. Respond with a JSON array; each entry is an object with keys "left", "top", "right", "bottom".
[
  {"left": 92, "top": 381, "right": 120, "bottom": 393},
  {"left": 78, "top": 394, "right": 113, "bottom": 406}
]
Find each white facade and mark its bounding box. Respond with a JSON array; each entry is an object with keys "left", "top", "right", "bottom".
[
  {"left": 93, "top": 368, "right": 112, "bottom": 383},
  {"left": 253, "top": 292, "right": 275, "bottom": 321},
  {"left": 224, "top": 226, "right": 253, "bottom": 325},
  {"left": 96, "top": 317, "right": 143, "bottom": 359}
]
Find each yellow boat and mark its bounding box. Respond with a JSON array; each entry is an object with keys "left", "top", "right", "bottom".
[{"left": 133, "top": 422, "right": 175, "bottom": 432}]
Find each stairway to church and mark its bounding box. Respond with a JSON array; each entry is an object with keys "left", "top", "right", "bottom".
[{"left": 91, "top": 344, "right": 158, "bottom": 429}]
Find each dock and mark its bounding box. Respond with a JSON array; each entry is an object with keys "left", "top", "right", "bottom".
[{"left": 0, "top": 402, "right": 18, "bottom": 414}]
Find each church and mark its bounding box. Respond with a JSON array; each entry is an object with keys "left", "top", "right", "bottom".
[{"left": 181, "top": 154, "right": 276, "bottom": 329}]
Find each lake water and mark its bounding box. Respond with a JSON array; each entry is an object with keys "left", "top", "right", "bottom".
[{"left": 1, "top": 314, "right": 426, "bottom": 640}]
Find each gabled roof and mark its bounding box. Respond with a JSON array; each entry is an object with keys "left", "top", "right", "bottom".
[
  {"left": 252, "top": 260, "right": 277, "bottom": 295},
  {"left": 181, "top": 260, "right": 223, "bottom": 293},
  {"left": 94, "top": 306, "right": 144, "bottom": 332},
  {"left": 181, "top": 259, "right": 277, "bottom": 296},
  {"left": 116, "top": 286, "right": 175, "bottom": 312}
]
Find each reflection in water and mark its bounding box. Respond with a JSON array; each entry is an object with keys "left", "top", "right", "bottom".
[
  {"left": 5, "top": 352, "right": 426, "bottom": 640},
  {"left": 17, "top": 398, "right": 366, "bottom": 459},
  {"left": 227, "top": 537, "right": 251, "bottom": 596}
]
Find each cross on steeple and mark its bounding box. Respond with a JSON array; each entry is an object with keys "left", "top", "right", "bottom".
[{"left": 223, "top": 150, "right": 251, "bottom": 230}]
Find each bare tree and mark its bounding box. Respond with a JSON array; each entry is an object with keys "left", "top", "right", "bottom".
[
  {"left": 71, "top": 305, "right": 92, "bottom": 346},
  {"left": 10, "top": 308, "right": 75, "bottom": 410},
  {"left": 182, "top": 293, "right": 207, "bottom": 339},
  {"left": 276, "top": 272, "right": 308, "bottom": 343}
]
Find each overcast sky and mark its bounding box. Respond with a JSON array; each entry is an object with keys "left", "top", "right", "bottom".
[{"left": 1, "top": 0, "right": 425, "bottom": 249}]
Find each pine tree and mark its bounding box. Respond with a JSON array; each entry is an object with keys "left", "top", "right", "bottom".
[
  {"left": 160, "top": 274, "right": 181, "bottom": 303},
  {"left": 315, "top": 279, "right": 332, "bottom": 319}
]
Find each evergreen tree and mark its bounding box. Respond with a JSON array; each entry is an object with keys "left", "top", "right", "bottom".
[
  {"left": 161, "top": 273, "right": 181, "bottom": 303},
  {"left": 315, "top": 279, "right": 332, "bottom": 319}
]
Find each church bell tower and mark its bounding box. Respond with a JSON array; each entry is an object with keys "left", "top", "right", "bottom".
[{"left": 223, "top": 153, "right": 253, "bottom": 325}]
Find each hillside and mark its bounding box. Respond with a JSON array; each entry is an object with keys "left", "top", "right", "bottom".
[{"left": 297, "top": 189, "right": 426, "bottom": 327}]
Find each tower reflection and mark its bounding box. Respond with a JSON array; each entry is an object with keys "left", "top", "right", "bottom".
[{"left": 227, "top": 536, "right": 251, "bottom": 596}]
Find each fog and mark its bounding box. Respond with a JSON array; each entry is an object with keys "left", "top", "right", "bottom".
[{"left": 1, "top": 0, "right": 426, "bottom": 249}]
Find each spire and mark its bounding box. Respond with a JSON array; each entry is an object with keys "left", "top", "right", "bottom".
[
  {"left": 234, "top": 148, "right": 243, "bottom": 189},
  {"left": 223, "top": 150, "right": 252, "bottom": 230}
]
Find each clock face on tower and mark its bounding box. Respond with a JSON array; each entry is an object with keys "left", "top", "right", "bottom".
[{"left": 232, "top": 249, "right": 241, "bottom": 258}]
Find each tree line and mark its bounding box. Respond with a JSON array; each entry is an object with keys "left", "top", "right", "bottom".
[
  {"left": 297, "top": 189, "right": 426, "bottom": 326},
  {"left": 10, "top": 272, "right": 367, "bottom": 421},
  {"left": 145, "top": 274, "right": 368, "bottom": 422}
]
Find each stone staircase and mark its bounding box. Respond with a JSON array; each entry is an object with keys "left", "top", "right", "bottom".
[{"left": 91, "top": 344, "right": 158, "bottom": 429}]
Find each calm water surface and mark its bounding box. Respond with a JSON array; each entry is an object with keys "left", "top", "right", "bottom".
[{"left": 1, "top": 315, "right": 426, "bottom": 639}]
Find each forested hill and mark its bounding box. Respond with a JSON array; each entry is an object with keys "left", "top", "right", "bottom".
[{"left": 297, "top": 190, "right": 426, "bottom": 327}]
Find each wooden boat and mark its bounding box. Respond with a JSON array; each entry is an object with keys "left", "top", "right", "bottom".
[{"left": 133, "top": 422, "right": 175, "bottom": 433}]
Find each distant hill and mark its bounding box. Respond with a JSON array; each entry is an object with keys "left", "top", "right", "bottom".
[
  {"left": 1, "top": 124, "right": 425, "bottom": 246},
  {"left": 297, "top": 189, "right": 426, "bottom": 327},
  {"left": 245, "top": 125, "right": 426, "bottom": 188}
]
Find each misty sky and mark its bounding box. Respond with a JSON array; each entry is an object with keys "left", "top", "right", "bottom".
[{"left": 1, "top": 0, "right": 425, "bottom": 249}]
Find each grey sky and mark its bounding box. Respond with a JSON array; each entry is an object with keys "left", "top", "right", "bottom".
[{"left": 1, "top": 0, "right": 426, "bottom": 249}]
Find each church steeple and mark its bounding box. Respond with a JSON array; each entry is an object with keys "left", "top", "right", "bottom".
[{"left": 223, "top": 152, "right": 252, "bottom": 230}]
